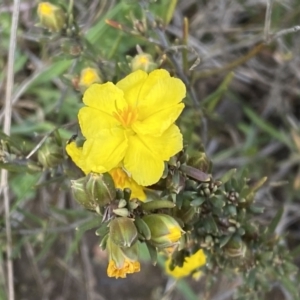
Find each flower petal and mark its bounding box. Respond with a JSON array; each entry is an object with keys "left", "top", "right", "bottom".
[
  {"left": 65, "top": 141, "right": 90, "bottom": 174},
  {"left": 132, "top": 103, "right": 184, "bottom": 136},
  {"left": 116, "top": 70, "right": 148, "bottom": 106},
  {"left": 116, "top": 69, "right": 171, "bottom": 107},
  {"left": 83, "top": 82, "right": 127, "bottom": 114},
  {"left": 81, "top": 128, "right": 128, "bottom": 173},
  {"left": 138, "top": 76, "right": 186, "bottom": 120},
  {"left": 137, "top": 124, "right": 183, "bottom": 160},
  {"left": 79, "top": 107, "right": 120, "bottom": 138},
  {"left": 123, "top": 135, "right": 165, "bottom": 186}
]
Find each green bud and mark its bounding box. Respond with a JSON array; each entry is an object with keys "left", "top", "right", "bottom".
[
  {"left": 142, "top": 214, "right": 183, "bottom": 248},
  {"left": 37, "top": 138, "right": 63, "bottom": 168},
  {"left": 71, "top": 173, "right": 116, "bottom": 210},
  {"left": 128, "top": 199, "right": 139, "bottom": 211},
  {"left": 118, "top": 199, "right": 127, "bottom": 208},
  {"left": 99, "top": 234, "right": 109, "bottom": 250},
  {"left": 224, "top": 235, "right": 246, "bottom": 257},
  {"left": 166, "top": 170, "right": 185, "bottom": 194},
  {"left": 203, "top": 188, "right": 211, "bottom": 197},
  {"left": 228, "top": 226, "right": 236, "bottom": 233},
  {"left": 205, "top": 235, "right": 214, "bottom": 246},
  {"left": 141, "top": 200, "right": 175, "bottom": 211},
  {"left": 134, "top": 217, "right": 151, "bottom": 240},
  {"left": 226, "top": 205, "right": 237, "bottom": 216},
  {"left": 113, "top": 208, "right": 129, "bottom": 217},
  {"left": 37, "top": 2, "right": 66, "bottom": 32},
  {"left": 109, "top": 217, "right": 138, "bottom": 248},
  {"left": 188, "top": 152, "right": 212, "bottom": 173},
  {"left": 210, "top": 196, "right": 225, "bottom": 208}
]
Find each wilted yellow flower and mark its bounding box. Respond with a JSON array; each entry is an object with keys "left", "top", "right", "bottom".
[
  {"left": 70, "top": 69, "right": 186, "bottom": 186},
  {"left": 37, "top": 2, "right": 65, "bottom": 32},
  {"left": 106, "top": 235, "right": 140, "bottom": 278},
  {"left": 107, "top": 259, "right": 140, "bottom": 278},
  {"left": 79, "top": 68, "right": 102, "bottom": 90},
  {"left": 66, "top": 141, "right": 145, "bottom": 200},
  {"left": 165, "top": 249, "right": 206, "bottom": 279}
]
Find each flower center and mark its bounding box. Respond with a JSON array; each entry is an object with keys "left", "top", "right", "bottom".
[
  {"left": 110, "top": 168, "right": 126, "bottom": 187},
  {"left": 113, "top": 106, "right": 138, "bottom": 127}
]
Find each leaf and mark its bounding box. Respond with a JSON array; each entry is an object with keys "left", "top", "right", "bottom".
[
  {"left": 219, "top": 168, "right": 236, "bottom": 184},
  {"left": 0, "top": 162, "right": 32, "bottom": 173},
  {"left": 203, "top": 72, "right": 234, "bottom": 113},
  {"left": 250, "top": 177, "right": 267, "bottom": 193},
  {"left": 26, "top": 60, "right": 73, "bottom": 89},
  {"left": 146, "top": 242, "right": 157, "bottom": 266},
  {"left": 280, "top": 276, "right": 299, "bottom": 298},
  {"left": 0, "top": 130, "right": 24, "bottom": 152},
  {"left": 266, "top": 207, "right": 284, "bottom": 235},
  {"left": 150, "top": 0, "right": 178, "bottom": 25},
  {"left": 244, "top": 107, "right": 291, "bottom": 147}
]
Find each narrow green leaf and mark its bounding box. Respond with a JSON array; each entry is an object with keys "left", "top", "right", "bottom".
[
  {"left": 244, "top": 107, "right": 291, "bottom": 147},
  {"left": 219, "top": 168, "right": 236, "bottom": 184},
  {"left": 266, "top": 207, "right": 284, "bottom": 235}
]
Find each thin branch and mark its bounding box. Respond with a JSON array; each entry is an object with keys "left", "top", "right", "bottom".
[
  {"left": 271, "top": 25, "right": 300, "bottom": 41},
  {"left": 1, "top": 0, "right": 20, "bottom": 299},
  {"left": 264, "top": 0, "right": 274, "bottom": 42}
]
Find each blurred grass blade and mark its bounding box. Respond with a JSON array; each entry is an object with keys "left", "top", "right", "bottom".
[
  {"left": 164, "top": 0, "right": 178, "bottom": 25},
  {"left": 0, "top": 162, "right": 32, "bottom": 173},
  {"left": 219, "top": 168, "right": 236, "bottom": 184},
  {"left": 36, "top": 233, "right": 58, "bottom": 261},
  {"left": 176, "top": 279, "right": 199, "bottom": 300},
  {"left": 202, "top": 72, "right": 234, "bottom": 113},
  {"left": 266, "top": 207, "right": 284, "bottom": 235},
  {"left": 243, "top": 107, "right": 291, "bottom": 147}
]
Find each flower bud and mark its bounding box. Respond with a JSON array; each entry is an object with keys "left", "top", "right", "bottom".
[
  {"left": 109, "top": 217, "right": 138, "bottom": 247},
  {"left": 188, "top": 152, "right": 212, "bottom": 173},
  {"left": 166, "top": 170, "right": 185, "bottom": 194},
  {"left": 37, "top": 2, "right": 66, "bottom": 32},
  {"left": 224, "top": 234, "right": 247, "bottom": 258},
  {"left": 131, "top": 54, "right": 157, "bottom": 73},
  {"left": 37, "top": 138, "right": 63, "bottom": 168},
  {"left": 71, "top": 173, "right": 116, "bottom": 210},
  {"left": 79, "top": 68, "right": 102, "bottom": 91},
  {"left": 142, "top": 214, "right": 183, "bottom": 248}
]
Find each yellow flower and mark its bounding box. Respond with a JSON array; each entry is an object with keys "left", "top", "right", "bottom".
[
  {"left": 107, "top": 259, "right": 140, "bottom": 278},
  {"left": 79, "top": 68, "right": 102, "bottom": 90},
  {"left": 37, "top": 2, "right": 65, "bottom": 32},
  {"left": 75, "top": 69, "right": 186, "bottom": 186},
  {"left": 66, "top": 141, "right": 145, "bottom": 200},
  {"left": 165, "top": 249, "right": 206, "bottom": 279}
]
